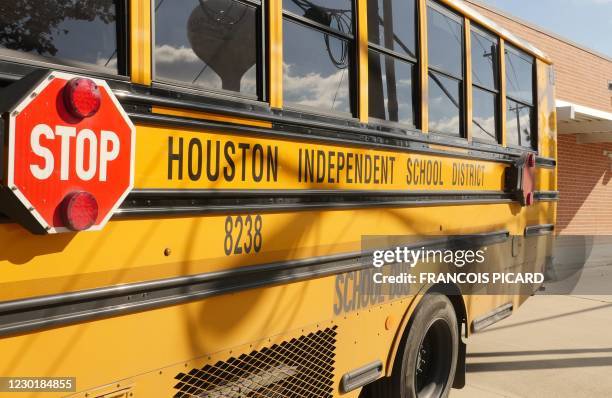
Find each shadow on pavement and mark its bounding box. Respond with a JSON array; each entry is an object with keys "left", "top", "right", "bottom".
[
  {"left": 468, "top": 347, "right": 612, "bottom": 357},
  {"left": 467, "top": 356, "right": 612, "bottom": 372},
  {"left": 480, "top": 302, "right": 612, "bottom": 333}
]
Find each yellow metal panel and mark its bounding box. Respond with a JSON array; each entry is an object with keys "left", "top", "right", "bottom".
[
  {"left": 536, "top": 60, "right": 558, "bottom": 162},
  {"left": 135, "top": 126, "right": 507, "bottom": 191},
  {"left": 536, "top": 168, "right": 556, "bottom": 192},
  {"left": 419, "top": 0, "right": 429, "bottom": 133},
  {"left": 130, "top": 0, "right": 152, "bottom": 85},
  {"left": 0, "top": 277, "right": 413, "bottom": 398},
  {"left": 268, "top": 0, "right": 283, "bottom": 109},
  {"left": 535, "top": 59, "right": 558, "bottom": 224},
  {"left": 151, "top": 106, "right": 272, "bottom": 129},
  {"left": 1, "top": 203, "right": 529, "bottom": 302},
  {"left": 465, "top": 18, "right": 473, "bottom": 142},
  {"left": 357, "top": 0, "right": 369, "bottom": 123},
  {"left": 499, "top": 39, "right": 507, "bottom": 147}
]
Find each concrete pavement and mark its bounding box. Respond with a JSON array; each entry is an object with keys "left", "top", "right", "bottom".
[{"left": 451, "top": 295, "right": 612, "bottom": 398}]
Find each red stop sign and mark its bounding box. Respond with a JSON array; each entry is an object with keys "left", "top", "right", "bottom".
[{"left": 5, "top": 71, "right": 135, "bottom": 233}]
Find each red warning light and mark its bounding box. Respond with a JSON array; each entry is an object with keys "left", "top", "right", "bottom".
[
  {"left": 63, "top": 78, "right": 101, "bottom": 119},
  {"left": 61, "top": 191, "right": 99, "bottom": 231}
]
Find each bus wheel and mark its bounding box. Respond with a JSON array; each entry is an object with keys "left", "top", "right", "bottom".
[{"left": 366, "top": 294, "right": 459, "bottom": 398}]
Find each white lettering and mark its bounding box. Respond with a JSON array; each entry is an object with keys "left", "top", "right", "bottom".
[
  {"left": 28, "top": 125, "right": 123, "bottom": 182},
  {"left": 29, "top": 124, "right": 54, "bottom": 180},
  {"left": 99, "top": 130, "right": 120, "bottom": 182},
  {"left": 55, "top": 125, "right": 77, "bottom": 181},
  {"left": 75, "top": 129, "right": 98, "bottom": 181}
]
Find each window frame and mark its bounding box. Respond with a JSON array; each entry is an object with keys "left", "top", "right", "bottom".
[
  {"left": 0, "top": 0, "right": 130, "bottom": 79},
  {"left": 426, "top": 0, "right": 465, "bottom": 138},
  {"left": 366, "top": 0, "right": 419, "bottom": 129},
  {"left": 504, "top": 43, "right": 537, "bottom": 150},
  {"left": 151, "top": 0, "right": 266, "bottom": 102},
  {"left": 281, "top": 0, "right": 358, "bottom": 118},
  {"left": 470, "top": 24, "right": 500, "bottom": 145}
]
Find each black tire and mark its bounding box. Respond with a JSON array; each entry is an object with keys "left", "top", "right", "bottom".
[{"left": 365, "top": 294, "right": 459, "bottom": 398}]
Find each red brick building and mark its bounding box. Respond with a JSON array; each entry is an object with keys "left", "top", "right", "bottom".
[{"left": 465, "top": 0, "right": 612, "bottom": 235}]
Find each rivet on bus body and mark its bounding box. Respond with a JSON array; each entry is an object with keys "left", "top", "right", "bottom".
[
  {"left": 385, "top": 315, "right": 396, "bottom": 331},
  {"left": 164, "top": 248, "right": 172, "bottom": 256}
]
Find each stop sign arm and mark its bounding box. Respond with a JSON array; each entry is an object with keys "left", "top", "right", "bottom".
[
  {"left": 0, "top": 69, "right": 136, "bottom": 234},
  {"left": 0, "top": 70, "right": 54, "bottom": 234}
]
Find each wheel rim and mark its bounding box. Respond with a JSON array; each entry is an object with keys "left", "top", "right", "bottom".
[{"left": 414, "top": 318, "right": 453, "bottom": 398}]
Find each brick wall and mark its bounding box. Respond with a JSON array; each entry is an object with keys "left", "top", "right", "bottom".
[
  {"left": 463, "top": 0, "right": 612, "bottom": 235},
  {"left": 557, "top": 135, "right": 612, "bottom": 234}
]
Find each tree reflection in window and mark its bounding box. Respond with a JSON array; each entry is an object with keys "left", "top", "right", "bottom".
[{"left": 0, "top": 0, "right": 119, "bottom": 73}]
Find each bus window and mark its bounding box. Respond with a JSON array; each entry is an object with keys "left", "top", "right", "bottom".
[
  {"left": 283, "top": 0, "right": 353, "bottom": 34},
  {"left": 368, "top": 0, "right": 417, "bottom": 57},
  {"left": 282, "top": 0, "right": 354, "bottom": 115},
  {"left": 505, "top": 44, "right": 535, "bottom": 149},
  {"left": 367, "top": 0, "right": 417, "bottom": 126},
  {"left": 427, "top": 1, "right": 464, "bottom": 137},
  {"left": 0, "top": 0, "right": 121, "bottom": 74},
  {"left": 154, "top": 0, "right": 259, "bottom": 97},
  {"left": 471, "top": 26, "right": 500, "bottom": 144}
]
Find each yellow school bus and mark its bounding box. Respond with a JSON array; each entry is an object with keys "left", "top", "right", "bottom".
[{"left": 0, "top": 0, "right": 557, "bottom": 397}]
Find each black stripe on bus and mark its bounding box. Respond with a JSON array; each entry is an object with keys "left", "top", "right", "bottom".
[
  {"left": 129, "top": 189, "right": 508, "bottom": 198},
  {"left": 0, "top": 231, "right": 509, "bottom": 337},
  {"left": 0, "top": 190, "right": 560, "bottom": 224},
  {"left": 533, "top": 191, "right": 559, "bottom": 201},
  {"left": 524, "top": 224, "right": 555, "bottom": 237},
  {"left": 535, "top": 157, "right": 556, "bottom": 168},
  {"left": 117, "top": 191, "right": 516, "bottom": 217}
]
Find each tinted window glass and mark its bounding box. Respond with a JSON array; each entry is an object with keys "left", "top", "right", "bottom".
[
  {"left": 155, "top": 0, "right": 258, "bottom": 95},
  {"left": 0, "top": 0, "right": 119, "bottom": 73},
  {"left": 506, "top": 98, "right": 533, "bottom": 148},
  {"left": 428, "top": 71, "right": 461, "bottom": 136},
  {"left": 472, "top": 87, "right": 497, "bottom": 143},
  {"left": 367, "top": 0, "right": 416, "bottom": 58},
  {"left": 283, "top": 0, "right": 353, "bottom": 34},
  {"left": 427, "top": 5, "right": 462, "bottom": 77},
  {"left": 505, "top": 46, "right": 533, "bottom": 104},
  {"left": 283, "top": 19, "right": 352, "bottom": 114},
  {"left": 368, "top": 50, "right": 415, "bottom": 125},
  {"left": 471, "top": 29, "right": 498, "bottom": 90}
]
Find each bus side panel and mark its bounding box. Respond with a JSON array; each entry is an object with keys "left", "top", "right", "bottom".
[{"left": 0, "top": 275, "right": 414, "bottom": 398}]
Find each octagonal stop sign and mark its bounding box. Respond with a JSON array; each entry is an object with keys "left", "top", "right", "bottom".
[{"left": 0, "top": 71, "right": 135, "bottom": 233}]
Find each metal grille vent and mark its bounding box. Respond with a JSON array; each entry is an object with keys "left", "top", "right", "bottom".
[{"left": 173, "top": 326, "right": 338, "bottom": 398}]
